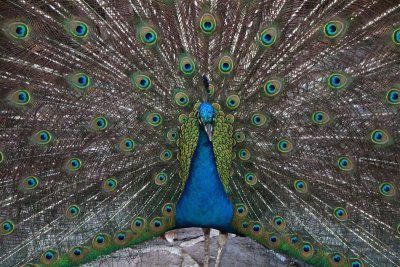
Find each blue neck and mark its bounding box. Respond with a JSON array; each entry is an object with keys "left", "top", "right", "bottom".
[{"left": 176, "top": 127, "right": 234, "bottom": 232}]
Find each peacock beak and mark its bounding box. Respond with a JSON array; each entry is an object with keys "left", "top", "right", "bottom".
[{"left": 204, "top": 123, "right": 213, "bottom": 142}]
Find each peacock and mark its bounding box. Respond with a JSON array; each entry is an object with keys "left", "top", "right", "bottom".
[{"left": 0, "top": 0, "right": 399, "bottom": 266}]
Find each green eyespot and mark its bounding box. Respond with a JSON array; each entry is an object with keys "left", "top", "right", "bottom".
[
  {"left": 131, "top": 73, "right": 153, "bottom": 91},
  {"left": 234, "top": 131, "right": 246, "bottom": 142},
  {"left": 146, "top": 112, "right": 162, "bottom": 126},
  {"left": 333, "top": 207, "right": 348, "bottom": 221},
  {"left": 66, "top": 158, "right": 82, "bottom": 171},
  {"left": 244, "top": 172, "right": 257, "bottom": 186},
  {"left": 66, "top": 204, "right": 81, "bottom": 219},
  {"left": 155, "top": 172, "right": 168, "bottom": 185},
  {"left": 277, "top": 139, "right": 293, "bottom": 153},
  {"left": 179, "top": 56, "right": 196, "bottom": 75},
  {"left": 175, "top": 91, "right": 190, "bottom": 107},
  {"left": 294, "top": 179, "right": 308, "bottom": 194},
  {"left": 218, "top": 55, "right": 234, "bottom": 74},
  {"left": 103, "top": 178, "right": 118, "bottom": 192},
  {"left": 91, "top": 116, "right": 108, "bottom": 131},
  {"left": 225, "top": 94, "right": 240, "bottom": 109},
  {"left": 312, "top": 111, "right": 330, "bottom": 125},
  {"left": 139, "top": 26, "right": 158, "bottom": 45},
  {"left": 68, "top": 20, "right": 90, "bottom": 38},
  {"left": 167, "top": 129, "right": 179, "bottom": 142},
  {"left": 92, "top": 234, "right": 109, "bottom": 249},
  {"left": 68, "top": 72, "right": 92, "bottom": 90},
  {"left": 200, "top": 13, "right": 217, "bottom": 34},
  {"left": 259, "top": 27, "right": 278, "bottom": 47},
  {"left": 1, "top": 220, "right": 15, "bottom": 235},
  {"left": 40, "top": 249, "right": 59, "bottom": 264},
  {"left": 238, "top": 148, "right": 251, "bottom": 161},
  {"left": 327, "top": 73, "right": 350, "bottom": 90},
  {"left": 386, "top": 88, "right": 400, "bottom": 105},
  {"left": 370, "top": 129, "right": 389, "bottom": 145},
  {"left": 21, "top": 176, "right": 39, "bottom": 190},
  {"left": 263, "top": 79, "right": 282, "bottom": 97},
  {"left": 160, "top": 149, "right": 172, "bottom": 161},
  {"left": 337, "top": 156, "right": 354, "bottom": 171},
  {"left": 300, "top": 242, "right": 314, "bottom": 258},
  {"left": 119, "top": 138, "right": 136, "bottom": 152},
  {"left": 7, "top": 22, "right": 30, "bottom": 39},
  {"left": 379, "top": 182, "right": 396, "bottom": 197},
  {"left": 12, "top": 89, "right": 31, "bottom": 106},
  {"left": 251, "top": 113, "right": 267, "bottom": 127},
  {"left": 323, "top": 20, "right": 345, "bottom": 39},
  {"left": 131, "top": 217, "right": 146, "bottom": 232},
  {"left": 34, "top": 130, "right": 52, "bottom": 144}
]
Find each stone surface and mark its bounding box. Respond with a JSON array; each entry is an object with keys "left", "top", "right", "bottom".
[{"left": 85, "top": 228, "right": 310, "bottom": 267}]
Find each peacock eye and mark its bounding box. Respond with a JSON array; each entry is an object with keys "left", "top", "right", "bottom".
[
  {"left": 218, "top": 55, "right": 234, "bottom": 74},
  {"left": 66, "top": 204, "right": 81, "bottom": 218},
  {"left": 175, "top": 92, "right": 190, "bottom": 107},
  {"left": 312, "top": 111, "right": 330, "bottom": 125},
  {"left": 379, "top": 182, "right": 396, "bottom": 197},
  {"left": 7, "top": 22, "right": 30, "bottom": 39},
  {"left": 277, "top": 139, "right": 293, "bottom": 153},
  {"left": 155, "top": 172, "right": 168, "bottom": 185},
  {"left": 179, "top": 56, "right": 196, "bottom": 75},
  {"left": 225, "top": 94, "right": 240, "bottom": 109},
  {"left": 323, "top": 20, "right": 345, "bottom": 38},
  {"left": 131, "top": 73, "right": 153, "bottom": 91},
  {"left": 167, "top": 129, "right": 179, "bottom": 142},
  {"left": 386, "top": 88, "right": 400, "bottom": 104},
  {"left": 337, "top": 156, "right": 353, "bottom": 171},
  {"left": 22, "top": 176, "right": 39, "bottom": 190},
  {"left": 120, "top": 138, "right": 136, "bottom": 152},
  {"left": 263, "top": 80, "right": 282, "bottom": 96},
  {"left": 244, "top": 172, "right": 257, "bottom": 186},
  {"left": 370, "top": 129, "right": 389, "bottom": 145},
  {"left": 290, "top": 236, "right": 298, "bottom": 244},
  {"left": 92, "top": 116, "right": 108, "bottom": 131},
  {"left": 69, "top": 72, "right": 91, "bottom": 90},
  {"left": 294, "top": 179, "right": 308, "bottom": 193},
  {"left": 139, "top": 26, "right": 158, "bottom": 45},
  {"left": 238, "top": 148, "right": 251, "bottom": 161},
  {"left": 1, "top": 220, "right": 15, "bottom": 235},
  {"left": 103, "top": 178, "right": 118, "bottom": 192},
  {"left": 200, "top": 14, "right": 217, "bottom": 33},
  {"left": 259, "top": 27, "right": 278, "bottom": 47},
  {"left": 251, "top": 113, "right": 267, "bottom": 127},
  {"left": 13, "top": 90, "right": 31, "bottom": 105},
  {"left": 234, "top": 131, "right": 246, "bottom": 142},
  {"left": 327, "top": 73, "right": 349, "bottom": 90},
  {"left": 67, "top": 158, "right": 82, "bottom": 171},
  {"left": 146, "top": 112, "right": 162, "bottom": 126},
  {"left": 68, "top": 20, "right": 90, "bottom": 38},
  {"left": 40, "top": 249, "right": 59, "bottom": 264},
  {"left": 333, "top": 207, "right": 348, "bottom": 221}
]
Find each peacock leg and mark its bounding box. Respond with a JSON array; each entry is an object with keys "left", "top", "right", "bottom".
[
  {"left": 215, "top": 231, "right": 228, "bottom": 267},
  {"left": 202, "top": 228, "right": 211, "bottom": 267}
]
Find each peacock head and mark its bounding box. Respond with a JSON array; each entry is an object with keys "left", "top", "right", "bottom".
[{"left": 198, "top": 102, "right": 215, "bottom": 141}]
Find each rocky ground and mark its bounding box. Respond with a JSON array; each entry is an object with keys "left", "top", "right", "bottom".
[{"left": 85, "top": 228, "right": 310, "bottom": 267}]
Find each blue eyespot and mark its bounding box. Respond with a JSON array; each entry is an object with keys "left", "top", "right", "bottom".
[
  {"left": 155, "top": 172, "right": 168, "bottom": 185},
  {"left": 277, "top": 139, "right": 293, "bottom": 153},
  {"left": 337, "top": 156, "right": 353, "bottom": 171},
  {"left": 332, "top": 254, "right": 342, "bottom": 263},
  {"left": 117, "top": 233, "right": 126, "bottom": 241},
  {"left": 120, "top": 138, "right": 135, "bottom": 152},
  {"left": 14, "top": 90, "right": 31, "bottom": 105},
  {"left": 41, "top": 250, "right": 58, "bottom": 263},
  {"left": 1, "top": 220, "right": 14, "bottom": 235},
  {"left": 302, "top": 244, "right": 311, "bottom": 252},
  {"left": 370, "top": 129, "right": 389, "bottom": 145},
  {"left": 270, "top": 235, "right": 277, "bottom": 242},
  {"left": 78, "top": 75, "right": 89, "bottom": 86},
  {"left": 96, "top": 236, "right": 104, "bottom": 243},
  {"left": 200, "top": 14, "right": 217, "bottom": 33},
  {"left": 139, "top": 26, "right": 158, "bottom": 45},
  {"left": 333, "top": 207, "right": 348, "bottom": 221},
  {"left": 252, "top": 224, "right": 260, "bottom": 232},
  {"left": 75, "top": 24, "right": 88, "bottom": 36},
  {"left": 23, "top": 176, "right": 39, "bottom": 190},
  {"left": 291, "top": 236, "right": 298, "bottom": 244},
  {"left": 218, "top": 56, "right": 234, "bottom": 74},
  {"left": 73, "top": 248, "right": 82, "bottom": 256},
  {"left": 323, "top": 20, "right": 345, "bottom": 38},
  {"left": 387, "top": 89, "right": 399, "bottom": 104},
  {"left": 327, "top": 73, "right": 349, "bottom": 90},
  {"left": 15, "top": 25, "right": 28, "bottom": 37},
  {"left": 153, "top": 220, "right": 162, "bottom": 228},
  {"left": 94, "top": 117, "right": 107, "bottom": 130},
  {"left": 379, "top": 182, "right": 396, "bottom": 197},
  {"left": 67, "top": 158, "right": 82, "bottom": 171},
  {"left": 259, "top": 27, "right": 278, "bottom": 47}
]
